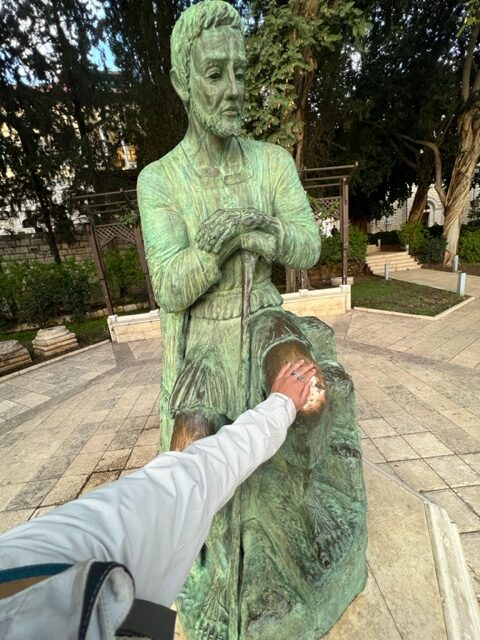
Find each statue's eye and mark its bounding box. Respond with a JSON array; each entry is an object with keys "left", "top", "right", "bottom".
[
  {"left": 235, "top": 71, "right": 245, "bottom": 81},
  {"left": 207, "top": 71, "right": 221, "bottom": 80}
]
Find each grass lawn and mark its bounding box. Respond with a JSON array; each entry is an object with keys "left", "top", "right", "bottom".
[{"left": 352, "top": 275, "right": 466, "bottom": 316}]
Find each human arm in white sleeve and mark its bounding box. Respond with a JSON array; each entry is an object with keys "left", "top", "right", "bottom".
[{"left": 0, "top": 393, "right": 296, "bottom": 606}]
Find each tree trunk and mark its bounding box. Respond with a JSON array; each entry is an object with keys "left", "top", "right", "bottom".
[
  {"left": 409, "top": 148, "right": 435, "bottom": 223},
  {"left": 442, "top": 109, "right": 480, "bottom": 265}
]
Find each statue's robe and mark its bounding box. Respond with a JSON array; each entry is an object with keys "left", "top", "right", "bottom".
[
  {"left": 138, "top": 138, "right": 367, "bottom": 639},
  {"left": 138, "top": 138, "right": 319, "bottom": 447}
]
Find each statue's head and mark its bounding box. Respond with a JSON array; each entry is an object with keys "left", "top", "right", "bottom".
[{"left": 171, "top": 1, "right": 245, "bottom": 138}]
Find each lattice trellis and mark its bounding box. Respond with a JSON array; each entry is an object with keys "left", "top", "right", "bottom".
[
  {"left": 70, "top": 189, "right": 156, "bottom": 314},
  {"left": 96, "top": 224, "right": 136, "bottom": 248},
  {"left": 312, "top": 197, "right": 341, "bottom": 225}
]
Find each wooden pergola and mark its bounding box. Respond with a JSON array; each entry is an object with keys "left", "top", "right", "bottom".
[
  {"left": 299, "top": 163, "right": 358, "bottom": 285},
  {"left": 72, "top": 162, "right": 357, "bottom": 311},
  {"left": 71, "top": 189, "right": 156, "bottom": 315}
]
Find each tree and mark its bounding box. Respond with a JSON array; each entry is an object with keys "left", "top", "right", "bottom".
[
  {"left": 244, "top": 0, "right": 366, "bottom": 169},
  {"left": 342, "top": 0, "right": 463, "bottom": 227},
  {"left": 104, "top": 0, "right": 189, "bottom": 169}
]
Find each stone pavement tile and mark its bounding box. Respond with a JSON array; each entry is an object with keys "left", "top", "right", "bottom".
[
  {"left": 322, "top": 567, "right": 403, "bottom": 640},
  {"left": 355, "top": 401, "right": 381, "bottom": 421},
  {"left": 361, "top": 439, "right": 386, "bottom": 464},
  {"left": 145, "top": 414, "right": 160, "bottom": 429},
  {"left": 80, "top": 471, "right": 120, "bottom": 495},
  {"left": 455, "top": 485, "right": 480, "bottom": 517},
  {"left": 136, "top": 428, "right": 159, "bottom": 447},
  {"left": 31, "top": 454, "right": 78, "bottom": 482},
  {"left": 383, "top": 412, "right": 425, "bottom": 435},
  {"left": 64, "top": 452, "right": 102, "bottom": 477},
  {"left": 16, "top": 391, "right": 51, "bottom": 408},
  {"left": 95, "top": 449, "right": 131, "bottom": 472},
  {"left": 0, "top": 399, "right": 25, "bottom": 420},
  {"left": 375, "top": 462, "right": 399, "bottom": 478},
  {"left": 369, "top": 401, "right": 405, "bottom": 417},
  {"left": 79, "top": 409, "right": 110, "bottom": 425},
  {"left": 371, "top": 436, "right": 420, "bottom": 462},
  {"left": 390, "top": 459, "right": 447, "bottom": 492},
  {"left": 126, "top": 445, "right": 158, "bottom": 469},
  {"left": 0, "top": 483, "right": 27, "bottom": 510},
  {"left": 426, "top": 455, "right": 480, "bottom": 488},
  {"left": 31, "top": 505, "right": 56, "bottom": 519},
  {"left": 118, "top": 468, "right": 141, "bottom": 479},
  {"left": 94, "top": 419, "right": 123, "bottom": 434},
  {"left": 129, "top": 384, "right": 160, "bottom": 417},
  {"left": 431, "top": 427, "right": 480, "bottom": 456},
  {"left": 462, "top": 453, "right": 480, "bottom": 474},
  {"left": 355, "top": 386, "right": 391, "bottom": 403},
  {"left": 0, "top": 509, "right": 35, "bottom": 534},
  {"left": 358, "top": 419, "right": 396, "bottom": 438},
  {"left": 80, "top": 432, "right": 115, "bottom": 453},
  {"left": 2, "top": 458, "right": 53, "bottom": 486},
  {"left": 0, "top": 431, "right": 25, "bottom": 448},
  {"left": 41, "top": 475, "right": 87, "bottom": 507},
  {"left": 423, "top": 488, "right": 480, "bottom": 533},
  {"left": 440, "top": 408, "right": 480, "bottom": 430},
  {"left": 459, "top": 532, "right": 480, "bottom": 599},
  {"left": 5, "top": 479, "right": 57, "bottom": 511},
  {"left": 108, "top": 429, "right": 141, "bottom": 450},
  {"left": 403, "top": 433, "right": 453, "bottom": 458}
]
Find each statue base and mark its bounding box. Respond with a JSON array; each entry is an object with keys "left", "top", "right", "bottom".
[{"left": 175, "top": 460, "right": 480, "bottom": 639}]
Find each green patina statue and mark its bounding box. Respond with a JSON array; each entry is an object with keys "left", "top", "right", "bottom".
[{"left": 137, "top": 2, "right": 367, "bottom": 637}]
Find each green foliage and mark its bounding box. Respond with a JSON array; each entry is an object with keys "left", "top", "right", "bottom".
[
  {"left": 419, "top": 236, "right": 447, "bottom": 264},
  {"left": 318, "top": 226, "right": 367, "bottom": 273},
  {"left": 244, "top": 0, "right": 367, "bottom": 151},
  {"left": 368, "top": 230, "right": 400, "bottom": 245},
  {"left": 104, "top": 247, "right": 146, "bottom": 303},
  {"left": 459, "top": 229, "right": 480, "bottom": 262},
  {"left": 398, "top": 221, "right": 427, "bottom": 255},
  {"left": 0, "top": 259, "right": 95, "bottom": 328}
]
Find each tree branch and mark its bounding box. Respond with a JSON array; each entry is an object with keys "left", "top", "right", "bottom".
[
  {"left": 462, "top": 23, "right": 480, "bottom": 101},
  {"left": 401, "top": 134, "right": 447, "bottom": 205}
]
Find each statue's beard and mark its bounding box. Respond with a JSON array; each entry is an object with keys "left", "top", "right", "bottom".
[{"left": 190, "top": 98, "right": 242, "bottom": 138}]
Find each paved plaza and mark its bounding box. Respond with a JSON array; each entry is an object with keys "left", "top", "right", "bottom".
[{"left": 0, "top": 269, "right": 479, "bottom": 604}]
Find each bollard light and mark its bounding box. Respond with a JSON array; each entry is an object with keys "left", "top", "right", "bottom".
[
  {"left": 457, "top": 271, "right": 467, "bottom": 296},
  {"left": 377, "top": 238, "right": 381, "bottom": 248},
  {"left": 405, "top": 244, "right": 410, "bottom": 255},
  {"left": 384, "top": 263, "right": 390, "bottom": 280},
  {"left": 453, "top": 255, "right": 459, "bottom": 272}
]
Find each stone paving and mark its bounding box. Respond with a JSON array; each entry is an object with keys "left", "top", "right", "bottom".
[{"left": 0, "top": 269, "right": 479, "bottom": 603}]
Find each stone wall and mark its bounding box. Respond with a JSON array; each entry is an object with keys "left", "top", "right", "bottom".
[{"left": 0, "top": 227, "right": 92, "bottom": 264}]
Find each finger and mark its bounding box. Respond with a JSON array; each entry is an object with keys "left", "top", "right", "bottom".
[
  {"left": 289, "top": 359, "right": 305, "bottom": 373},
  {"left": 276, "top": 362, "right": 294, "bottom": 378},
  {"left": 297, "top": 362, "right": 316, "bottom": 376}
]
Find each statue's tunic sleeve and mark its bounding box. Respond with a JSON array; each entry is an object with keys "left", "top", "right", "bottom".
[
  {"left": 137, "top": 161, "right": 221, "bottom": 313},
  {"left": 270, "top": 146, "right": 321, "bottom": 269}
]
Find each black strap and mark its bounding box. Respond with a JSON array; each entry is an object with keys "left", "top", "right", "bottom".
[{"left": 117, "top": 598, "right": 176, "bottom": 640}]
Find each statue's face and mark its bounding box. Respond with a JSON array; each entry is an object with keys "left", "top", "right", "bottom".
[{"left": 188, "top": 25, "right": 246, "bottom": 138}]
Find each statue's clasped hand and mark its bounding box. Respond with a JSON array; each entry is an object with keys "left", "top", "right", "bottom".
[{"left": 195, "top": 207, "right": 279, "bottom": 254}]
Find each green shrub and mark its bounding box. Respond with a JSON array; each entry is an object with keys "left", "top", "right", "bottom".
[
  {"left": 398, "top": 221, "right": 427, "bottom": 255},
  {"left": 319, "top": 234, "right": 342, "bottom": 266},
  {"left": 104, "top": 247, "right": 146, "bottom": 303},
  {"left": 459, "top": 229, "right": 480, "bottom": 263},
  {"left": 319, "top": 227, "right": 368, "bottom": 273},
  {"left": 0, "top": 259, "right": 95, "bottom": 327},
  {"left": 419, "top": 236, "right": 447, "bottom": 264},
  {"left": 348, "top": 226, "right": 368, "bottom": 272}
]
